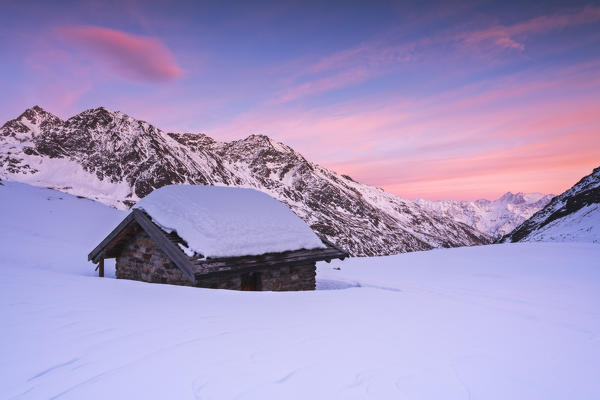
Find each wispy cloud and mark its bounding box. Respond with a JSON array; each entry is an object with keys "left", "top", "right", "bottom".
[
  {"left": 56, "top": 25, "right": 184, "bottom": 82},
  {"left": 274, "top": 40, "right": 415, "bottom": 104},
  {"left": 273, "top": 5, "right": 600, "bottom": 103},
  {"left": 277, "top": 68, "right": 372, "bottom": 103},
  {"left": 459, "top": 5, "right": 600, "bottom": 51}
]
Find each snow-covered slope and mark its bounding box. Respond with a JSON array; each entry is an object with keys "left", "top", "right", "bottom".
[
  {"left": 416, "top": 192, "right": 554, "bottom": 238},
  {"left": 0, "top": 181, "right": 125, "bottom": 276},
  {"left": 1, "top": 181, "right": 599, "bottom": 400},
  {"left": 0, "top": 106, "right": 491, "bottom": 256},
  {"left": 500, "top": 166, "right": 600, "bottom": 243}
]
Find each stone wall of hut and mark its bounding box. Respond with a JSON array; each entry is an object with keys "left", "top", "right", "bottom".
[
  {"left": 196, "top": 263, "right": 317, "bottom": 291},
  {"left": 261, "top": 263, "right": 317, "bottom": 291},
  {"left": 116, "top": 228, "right": 191, "bottom": 286},
  {"left": 116, "top": 228, "right": 317, "bottom": 291}
]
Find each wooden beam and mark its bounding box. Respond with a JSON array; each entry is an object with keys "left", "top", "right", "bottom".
[
  {"left": 193, "top": 246, "right": 347, "bottom": 275},
  {"left": 317, "top": 235, "right": 348, "bottom": 258},
  {"left": 98, "top": 258, "right": 104, "bottom": 278}
]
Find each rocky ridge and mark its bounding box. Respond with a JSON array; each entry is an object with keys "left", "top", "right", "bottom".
[{"left": 0, "top": 106, "right": 493, "bottom": 256}]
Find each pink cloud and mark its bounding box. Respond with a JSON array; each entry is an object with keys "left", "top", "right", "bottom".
[
  {"left": 494, "top": 37, "right": 525, "bottom": 51},
  {"left": 460, "top": 5, "right": 600, "bottom": 52},
  {"left": 56, "top": 25, "right": 184, "bottom": 82}
]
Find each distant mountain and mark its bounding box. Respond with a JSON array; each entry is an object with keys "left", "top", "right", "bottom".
[
  {"left": 500, "top": 166, "right": 600, "bottom": 244},
  {"left": 416, "top": 192, "right": 554, "bottom": 238},
  {"left": 0, "top": 106, "right": 492, "bottom": 256}
]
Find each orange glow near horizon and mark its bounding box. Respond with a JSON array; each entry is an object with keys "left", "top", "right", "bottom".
[{"left": 206, "top": 61, "right": 600, "bottom": 201}]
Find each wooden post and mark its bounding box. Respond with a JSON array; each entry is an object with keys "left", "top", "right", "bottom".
[{"left": 99, "top": 258, "right": 104, "bottom": 278}]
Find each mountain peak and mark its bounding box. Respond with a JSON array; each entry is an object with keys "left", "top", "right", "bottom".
[
  {"left": 19, "top": 105, "right": 61, "bottom": 122},
  {"left": 1, "top": 106, "right": 63, "bottom": 135},
  {"left": 91, "top": 106, "right": 114, "bottom": 113},
  {"left": 240, "top": 134, "right": 293, "bottom": 154},
  {"left": 243, "top": 134, "right": 271, "bottom": 143},
  {"left": 496, "top": 191, "right": 555, "bottom": 205},
  {"left": 26, "top": 105, "right": 46, "bottom": 114},
  {"left": 77, "top": 106, "right": 118, "bottom": 118},
  {"left": 497, "top": 192, "right": 523, "bottom": 203},
  {"left": 66, "top": 107, "right": 144, "bottom": 133}
]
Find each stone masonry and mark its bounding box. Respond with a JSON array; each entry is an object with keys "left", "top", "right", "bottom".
[
  {"left": 116, "top": 227, "right": 191, "bottom": 286},
  {"left": 195, "top": 263, "right": 316, "bottom": 291}
]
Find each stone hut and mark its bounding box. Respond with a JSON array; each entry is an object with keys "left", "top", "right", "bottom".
[{"left": 88, "top": 185, "right": 347, "bottom": 291}]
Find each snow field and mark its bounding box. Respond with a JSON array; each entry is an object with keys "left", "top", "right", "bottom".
[{"left": 1, "top": 181, "right": 599, "bottom": 399}]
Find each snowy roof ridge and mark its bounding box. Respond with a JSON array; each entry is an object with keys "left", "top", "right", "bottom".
[{"left": 133, "top": 185, "right": 327, "bottom": 258}]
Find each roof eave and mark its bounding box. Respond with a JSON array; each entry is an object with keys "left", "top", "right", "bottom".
[{"left": 193, "top": 245, "right": 347, "bottom": 277}]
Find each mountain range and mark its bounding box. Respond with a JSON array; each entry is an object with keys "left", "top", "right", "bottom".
[
  {"left": 0, "top": 106, "right": 557, "bottom": 255},
  {"left": 416, "top": 192, "right": 554, "bottom": 238}
]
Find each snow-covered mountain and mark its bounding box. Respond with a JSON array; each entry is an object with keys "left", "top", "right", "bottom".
[
  {"left": 500, "top": 166, "right": 600, "bottom": 243},
  {"left": 416, "top": 192, "right": 554, "bottom": 238},
  {"left": 0, "top": 106, "right": 491, "bottom": 256}
]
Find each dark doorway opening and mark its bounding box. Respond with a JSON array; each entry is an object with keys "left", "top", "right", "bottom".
[{"left": 241, "top": 272, "right": 262, "bottom": 291}]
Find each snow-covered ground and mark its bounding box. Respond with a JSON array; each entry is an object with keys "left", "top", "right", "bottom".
[{"left": 1, "top": 181, "right": 600, "bottom": 399}]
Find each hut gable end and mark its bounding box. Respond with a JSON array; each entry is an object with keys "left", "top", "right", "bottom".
[
  {"left": 88, "top": 209, "right": 196, "bottom": 283},
  {"left": 116, "top": 227, "right": 191, "bottom": 286}
]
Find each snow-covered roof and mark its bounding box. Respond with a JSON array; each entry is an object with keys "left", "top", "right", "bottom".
[{"left": 133, "top": 185, "right": 326, "bottom": 258}]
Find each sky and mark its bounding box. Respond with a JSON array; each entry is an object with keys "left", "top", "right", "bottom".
[{"left": 1, "top": 0, "right": 599, "bottom": 200}]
